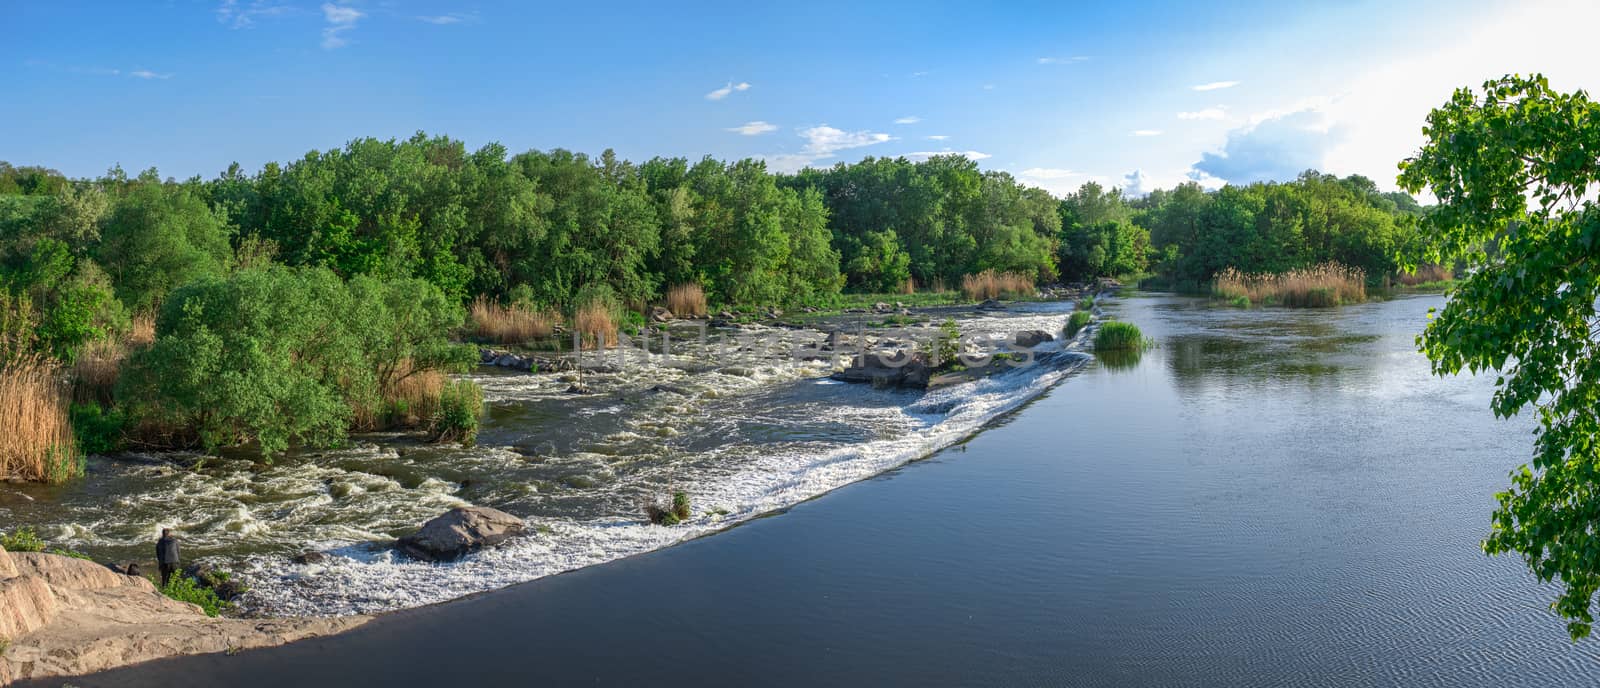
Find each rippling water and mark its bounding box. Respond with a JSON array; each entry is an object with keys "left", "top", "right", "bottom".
[{"left": 0, "top": 302, "right": 1087, "bottom": 616}]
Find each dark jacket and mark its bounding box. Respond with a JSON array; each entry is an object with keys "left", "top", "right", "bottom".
[{"left": 156, "top": 535, "right": 180, "bottom": 565}]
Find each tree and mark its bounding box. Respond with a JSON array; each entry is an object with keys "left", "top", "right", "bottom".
[
  {"left": 96, "top": 180, "right": 231, "bottom": 312},
  {"left": 1398, "top": 74, "right": 1600, "bottom": 639}
]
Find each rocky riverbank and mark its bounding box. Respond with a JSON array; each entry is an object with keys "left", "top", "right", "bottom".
[{"left": 0, "top": 545, "right": 367, "bottom": 686}]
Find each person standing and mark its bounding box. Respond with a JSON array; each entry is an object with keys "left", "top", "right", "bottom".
[{"left": 156, "top": 528, "right": 180, "bottom": 587}]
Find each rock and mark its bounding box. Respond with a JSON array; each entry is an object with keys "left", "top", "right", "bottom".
[
  {"left": 895, "top": 301, "right": 907, "bottom": 309},
  {"left": 1012, "top": 330, "right": 1055, "bottom": 348},
  {"left": 183, "top": 563, "right": 248, "bottom": 601},
  {"left": 395, "top": 506, "right": 527, "bottom": 562},
  {"left": 977, "top": 299, "right": 1005, "bottom": 310},
  {"left": 0, "top": 549, "right": 370, "bottom": 685},
  {"left": 717, "top": 310, "right": 735, "bottom": 319},
  {"left": 292, "top": 551, "right": 330, "bottom": 565},
  {"left": 564, "top": 383, "right": 590, "bottom": 394},
  {"left": 107, "top": 561, "right": 147, "bottom": 579},
  {"left": 872, "top": 301, "right": 891, "bottom": 312},
  {"left": 648, "top": 306, "right": 674, "bottom": 323},
  {"left": 830, "top": 350, "right": 934, "bottom": 389},
  {"left": 766, "top": 307, "right": 783, "bottom": 319}
]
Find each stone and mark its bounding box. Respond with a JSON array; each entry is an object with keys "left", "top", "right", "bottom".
[
  {"left": 564, "top": 383, "right": 590, "bottom": 394},
  {"left": 872, "top": 301, "right": 891, "bottom": 312},
  {"left": 184, "top": 563, "right": 248, "bottom": 601},
  {"left": 292, "top": 551, "right": 330, "bottom": 565},
  {"left": 648, "top": 306, "right": 674, "bottom": 323},
  {"left": 1012, "top": 330, "right": 1055, "bottom": 348},
  {"left": 977, "top": 299, "right": 1005, "bottom": 310},
  {"left": 395, "top": 506, "right": 527, "bottom": 562},
  {"left": 9, "top": 552, "right": 146, "bottom": 592},
  {"left": 0, "top": 542, "right": 16, "bottom": 578},
  {"left": 0, "top": 574, "right": 57, "bottom": 639},
  {"left": 830, "top": 350, "right": 933, "bottom": 390}
]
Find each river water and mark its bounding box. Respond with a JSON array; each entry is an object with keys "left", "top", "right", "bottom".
[{"left": 60, "top": 290, "right": 1600, "bottom": 688}]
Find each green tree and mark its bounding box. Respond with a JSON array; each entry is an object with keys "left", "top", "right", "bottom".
[
  {"left": 1398, "top": 74, "right": 1600, "bottom": 639},
  {"left": 96, "top": 180, "right": 231, "bottom": 313}
]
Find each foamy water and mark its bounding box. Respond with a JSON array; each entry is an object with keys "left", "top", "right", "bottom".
[{"left": 0, "top": 302, "right": 1094, "bottom": 617}]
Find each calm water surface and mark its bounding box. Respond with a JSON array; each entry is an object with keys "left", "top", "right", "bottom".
[{"left": 68, "top": 292, "right": 1600, "bottom": 687}]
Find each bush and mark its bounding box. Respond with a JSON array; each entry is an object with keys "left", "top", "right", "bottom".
[
  {"left": 1, "top": 527, "right": 45, "bottom": 552},
  {"left": 71, "top": 402, "right": 125, "bottom": 455},
  {"left": 429, "top": 380, "right": 483, "bottom": 446},
  {"left": 1065, "top": 311, "right": 1092, "bottom": 336},
  {"left": 117, "top": 266, "right": 473, "bottom": 458},
  {"left": 1094, "top": 321, "right": 1149, "bottom": 351},
  {"left": 155, "top": 574, "right": 234, "bottom": 618}
]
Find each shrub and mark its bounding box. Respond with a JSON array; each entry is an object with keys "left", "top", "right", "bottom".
[
  {"left": 1, "top": 527, "right": 45, "bottom": 552},
  {"left": 665, "top": 284, "right": 707, "bottom": 317},
  {"left": 1213, "top": 262, "right": 1365, "bottom": 308},
  {"left": 671, "top": 491, "right": 691, "bottom": 521},
  {"left": 117, "top": 266, "right": 473, "bottom": 458},
  {"left": 429, "top": 380, "right": 483, "bottom": 446},
  {"left": 960, "top": 270, "right": 1035, "bottom": 301},
  {"left": 469, "top": 296, "right": 557, "bottom": 344},
  {"left": 1094, "top": 321, "right": 1149, "bottom": 351},
  {"left": 0, "top": 356, "right": 81, "bottom": 483},
  {"left": 155, "top": 574, "right": 234, "bottom": 618},
  {"left": 71, "top": 402, "right": 125, "bottom": 455},
  {"left": 1065, "top": 311, "right": 1092, "bottom": 337},
  {"left": 1396, "top": 263, "right": 1453, "bottom": 286}
]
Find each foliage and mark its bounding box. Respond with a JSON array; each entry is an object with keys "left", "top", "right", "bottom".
[
  {"left": 1397, "top": 73, "right": 1600, "bottom": 640},
  {"left": 430, "top": 380, "right": 483, "bottom": 446},
  {"left": 70, "top": 402, "right": 126, "bottom": 455},
  {"left": 1093, "top": 321, "right": 1149, "bottom": 351},
  {"left": 1077, "top": 296, "right": 1095, "bottom": 311},
  {"left": 155, "top": 573, "right": 234, "bottom": 618},
  {"left": 1066, "top": 311, "right": 1092, "bottom": 337},
  {"left": 1, "top": 527, "right": 45, "bottom": 552},
  {"left": 116, "top": 266, "right": 471, "bottom": 457}
]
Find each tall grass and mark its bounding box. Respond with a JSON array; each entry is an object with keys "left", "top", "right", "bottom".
[
  {"left": 961, "top": 270, "right": 1035, "bottom": 301},
  {"left": 1093, "top": 321, "right": 1148, "bottom": 351},
  {"left": 665, "top": 283, "right": 707, "bottom": 317},
  {"left": 1213, "top": 262, "right": 1366, "bottom": 308},
  {"left": 0, "top": 355, "right": 82, "bottom": 483},
  {"left": 574, "top": 301, "right": 618, "bottom": 349},
  {"left": 899, "top": 277, "right": 917, "bottom": 295},
  {"left": 1396, "top": 263, "right": 1453, "bottom": 286},
  {"left": 469, "top": 296, "right": 558, "bottom": 344},
  {"left": 1065, "top": 311, "right": 1093, "bottom": 337}
]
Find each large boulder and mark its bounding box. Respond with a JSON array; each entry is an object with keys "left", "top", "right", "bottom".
[
  {"left": 0, "top": 542, "right": 16, "bottom": 578},
  {"left": 1012, "top": 330, "right": 1054, "bottom": 348},
  {"left": 396, "top": 506, "right": 527, "bottom": 562},
  {"left": 0, "top": 569, "right": 58, "bottom": 639},
  {"left": 9, "top": 551, "right": 150, "bottom": 593},
  {"left": 648, "top": 306, "right": 674, "bottom": 323},
  {"left": 831, "top": 350, "right": 934, "bottom": 390}
]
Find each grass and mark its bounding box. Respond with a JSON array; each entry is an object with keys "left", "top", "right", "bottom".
[
  {"left": 1213, "top": 262, "right": 1366, "bottom": 308},
  {"left": 1065, "top": 311, "right": 1092, "bottom": 336},
  {"left": 961, "top": 270, "right": 1035, "bottom": 301},
  {"left": 1093, "top": 321, "right": 1150, "bottom": 351},
  {"left": 469, "top": 296, "right": 558, "bottom": 345},
  {"left": 645, "top": 490, "right": 692, "bottom": 525},
  {"left": 1077, "top": 296, "right": 1095, "bottom": 311},
  {"left": 1, "top": 527, "right": 45, "bottom": 552},
  {"left": 0, "top": 355, "right": 82, "bottom": 483},
  {"left": 152, "top": 573, "right": 234, "bottom": 618},
  {"left": 573, "top": 302, "right": 618, "bottom": 349},
  {"left": 665, "top": 283, "right": 708, "bottom": 317},
  {"left": 70, "top": 337, "right": 125, "bottom": 406}
]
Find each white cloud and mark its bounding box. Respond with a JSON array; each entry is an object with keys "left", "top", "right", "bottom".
[
  {"left": 894, "top": 116, "right": 921, "bottom": 124},
  {"left": 705, "top": 81, "right": 751, "bottom": 101},
  {"left": 417, "top": 14, "right": 471, "bottom": 25},
  {"left": 1131, "top": 129, "right": 1163, "bottom": 137},
  {"left": 727, "top": 121, "right": 779, "bottom": 136},
  {"left": 763, "top": 125, "right": 894, "bottom": 172},
  {"left": 1037, "top": 56, "right": 1090, "bottom": 65},
  {"left": 216, "top": 0, "right": 290, "bottom": 29},
  {"left": 1191, "top": 80, "right": 1240, "bottom": 92},
  {"left": 1015, "top": 167, "right": 1094, "bottom": 196},
  {"left": 926, "top": 135, "right": 950, "bottom": 141},
  {"left": 982, "top": 83, "right": 996, "bottom": 90},
  {"left": 1178, "top": 106, "right": 1227, "bottom": 120},
  {"left": 1191, "top": 107, "right": 1342, "bottom": 184},
  {"left": 905, "top": 149, "right": 991, "bottom": 161},
  {"left": 130, "top": 70, "right": 173, "bottom": 80},
  {"left": 320, "top": 3, "right": 363, "bottom": 49},
  {"left": 1122, "top": 170, "right": 1152, "bottom": 197},
  {"left": 910, "top": 71, "right": 930, "bottom": 78}
]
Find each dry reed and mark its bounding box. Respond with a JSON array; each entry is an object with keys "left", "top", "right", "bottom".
[
  {"left": 1396, "top": 264, "right": 1453, "bottom": 286},
  {"left": 961, "top": 270, "right": 1036, "bottom": 301},
  {"left": 0, "top": 355, "right": 81, "bottom": 483},
  {"left": 665, "top": 284, "right": 708, "bottom": 317},
  {"left": 899, "top": 277, "right": 917, "bottom": 295},
  {"left": 574, "top": 302, "right": 618, "bottom": 349},
  {"left": 469, "top": 296, "right": 557, "bottom": 344},
  {"left": 1213, "top": 262, "right": 1366, "bottom": 308}
]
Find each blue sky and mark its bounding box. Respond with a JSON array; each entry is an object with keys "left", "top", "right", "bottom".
[{"left": 4, "top": 0, "right": 1596, "bottom": 195}]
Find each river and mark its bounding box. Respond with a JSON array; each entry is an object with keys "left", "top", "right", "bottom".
[{"left": 15, "top": 291, "right": 1600, "bottom": 686}]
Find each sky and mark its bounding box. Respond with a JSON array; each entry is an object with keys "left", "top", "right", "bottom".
[{"left": 4, "top": 0, "right": 1600, "bottom": 197}]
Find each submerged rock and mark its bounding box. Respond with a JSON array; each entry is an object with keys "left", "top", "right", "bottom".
[
  {"left": 649, "top": 306, "right": 674, "bottom": 323},
  {"left": 1012, "top": 330, "right": 1055, "bottom": 348},
  {"left": 292, "top": 551, "right": 330, "bottom": 565},
  {"left": 830, "top": 350, "right": 934, "bottom": 390},
  {"left": 976, "top": 299, "right": 1006, "bottom": 310},
  {"left": 396, "top": 506, "right": 527, "bottom": 562}
]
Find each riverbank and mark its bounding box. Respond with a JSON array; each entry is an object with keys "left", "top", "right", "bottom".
[{"left": 42, "top": 292, "right": 1600, "bottom": 687}]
